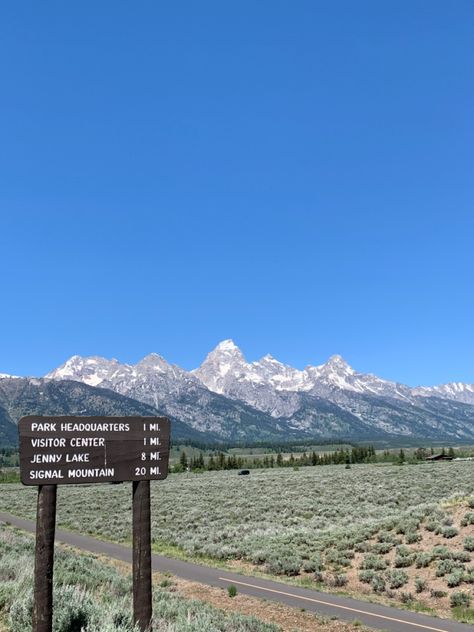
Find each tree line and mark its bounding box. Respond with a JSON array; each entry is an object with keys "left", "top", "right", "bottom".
[
  {"left": 172, "top": 444, "right": 471, "bottom": 473},
  {"left": 173, "top": 445, "right": 379, "bottom": 472}
]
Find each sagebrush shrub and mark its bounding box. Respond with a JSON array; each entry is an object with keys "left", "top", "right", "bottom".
[
  {"left": 450, "top": 592, "right": 471, "bottom": 608},
  {"left": 400, "top": 591, "right": 413, "bottom": 603},
  {"left": 424, "top": 521, "right": 438, "bottom": 532},
  {"left": 452, "top": 551, "right": 471, "bottom": 562},
  {"left": 371, "top": 575, "right": 385, "bottom": 593},
  {"left": 441, "top": 526, "right": 458, "bottom": 539},
  {"left": 360, "top": 554, "right": 388, "bottom": 571},
  {"left": 325, "top": 549, "right": 352, "bottom": 568},
  {"left": 331, "top": 574, "right": 348, "bottom": 587},
  {"left": 377, "top": 531, "right": 396, "bottom": 544},
  {"left": 432, "top": 545, "right": 451, "bottom": 560},
  {"left": 461, "top": 512, "right": 474, "bottom": 527},
  {"left": 414, "top": 577, "right": 427, "bottom": 593},
  {"left": 358, "top": 570, "right": 375, "bottom": 584},
  {"left": 405, "top": 532, "right": 422, "bottom": 544},
  {"left": 302, "top": 558, "right": 319, "bottom": 573},
  {"left": 386, "top": 570, "right": 408, "bottom": 589},
  {"left": 436, "top": 559, "right": 464, "bottom": 577},
  {"left": 265, "top": 556, "right": 301, "bottom": 576},
  {"left": 446, "top": 570, "right": 464, "bottom": 588},
  {"left": 415, "top": 552, "right": 432, "bottom": 568},
  {"left": 394, "top": 555, "right": 414, "bottom": 568}
]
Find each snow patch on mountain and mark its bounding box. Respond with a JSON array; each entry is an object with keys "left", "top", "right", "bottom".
[
  {"left": 47, "top": 355, "right": 122, "bottom": 387},
  {"left": 414, "top": 382, "right": 474, "bottom": 405}
]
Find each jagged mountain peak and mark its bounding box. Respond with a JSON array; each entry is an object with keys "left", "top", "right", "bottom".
[
  {"left": 191, "top": 340, "right": 248, "bottom": 394},
  {"left": 135, "top": 352, "right": 171, "bottom": 369},
  {"left": 414, "top": 381, "right": 474, "bottom": 405},
  {"left": 141, "top": 352, "right": 163, "bottom": 360},
  {"left": 326, "top": 353, "right": 348, "bottom": 365},
  {"left": 215, "top": 339, "right": 240, "bottom": 352},
  {"left": 52, "top": 354, "right": 119, "bottom": 367},
  {"left": 205, "top": 339, "right": 246, "bottom": 362},
  {"left": 317, "top": 354, "right": 355, "bottom": 377},
  {"left": 259, "top": 354, "right": 279, "bottom": 363},
  {"left": 46, "top": 354, "right": 121, "bottom": 387},
  {"left": 253, "top": 354, "right": 301, "bottom": 378},
  {"left": 198, "top": 340, "right": 246, "bottom": 369}
]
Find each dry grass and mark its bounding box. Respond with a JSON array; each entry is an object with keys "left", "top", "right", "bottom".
[{"left": 79, "top": 548, "right": 369, "bottom": 632}]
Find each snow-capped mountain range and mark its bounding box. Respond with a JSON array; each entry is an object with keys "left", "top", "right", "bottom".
[
  {"left": 2, "top": 340, "right": 474, "bottom": 443},
  {"left": 41, "top": 339, "right": 474, "bottom": 441},
  {"left": 192, "top": 340, "right": 418, "bottom": 416}
]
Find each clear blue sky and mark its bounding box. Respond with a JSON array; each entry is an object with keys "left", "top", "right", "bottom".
[{"left": 0, "top": 1, "right": 473, "bottom": 386}]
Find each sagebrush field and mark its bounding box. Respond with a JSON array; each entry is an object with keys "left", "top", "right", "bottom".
[
  {"left": 0, "top": 525, "right": 280, "bottom": 632},
  {"left": 1, "top": 462, "right": 473, "bottom": 620}
]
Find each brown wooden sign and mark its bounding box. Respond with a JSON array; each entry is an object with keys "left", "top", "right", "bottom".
[{"left": 19, "top": 415, "right": 170, "bottom": 486}]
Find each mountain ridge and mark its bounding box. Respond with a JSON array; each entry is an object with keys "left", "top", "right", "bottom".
[
  {"left": 43, "top": 340, "right": 474, "bottom": 441},
  {"left": 1, "top": 341, "right": 473, "bottom": 444}
]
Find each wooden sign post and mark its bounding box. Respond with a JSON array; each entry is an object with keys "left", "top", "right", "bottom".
[
  {"left": 133, "top": 480, "right": 152, "bottom": 630},
  {"left": 19, "top": 415, "right": 170, "bottom": 632},
  {"left": 32, "top": 485, "right": 57, "bottom": 632}
]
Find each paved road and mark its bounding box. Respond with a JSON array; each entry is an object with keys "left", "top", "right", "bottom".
[{"left": 1, "top": 511, "right": 472, "bottom": 632}]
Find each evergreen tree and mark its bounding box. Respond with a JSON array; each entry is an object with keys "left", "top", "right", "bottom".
[
  {"left": 179, "top": 451, "right": 188, "bottom": 470},
  {"left": 218, "top": 452, "right": 226, "bottom": 469}
]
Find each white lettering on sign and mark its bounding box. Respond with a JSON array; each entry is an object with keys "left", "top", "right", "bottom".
[
  {"left": 31, "top": 438, "right": 66, "bottom": 448},
  {"left": 60, "top": 422, "right": 130, "bottom": 432},
  {"left": 19, "top": 416, "right": 170, "bottom": 485},
  {"left": 29, "top": 470, "right": 64, "bottom": 479},
  {"left": 65, "top": 453, "right": 89, "bottom": 462},
  {"left": 31, "top": 422, "right": 57, "bottom": 432},
  {"left": 70, "top": 438, "right": 105, "bottom": 447},
  {"left": 68, "top": 467, "right": 114, "bottom": 478},
  {"left": 30, "top": 454, "right": 62, "bottom": 464}
]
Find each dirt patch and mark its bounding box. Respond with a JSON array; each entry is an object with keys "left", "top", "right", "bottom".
[
  {"left": 169, "top": 575, "right": 369, "bottom": 632},
  {"left": 66, "top": 548, "right": 368, "bottom": 632}
]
